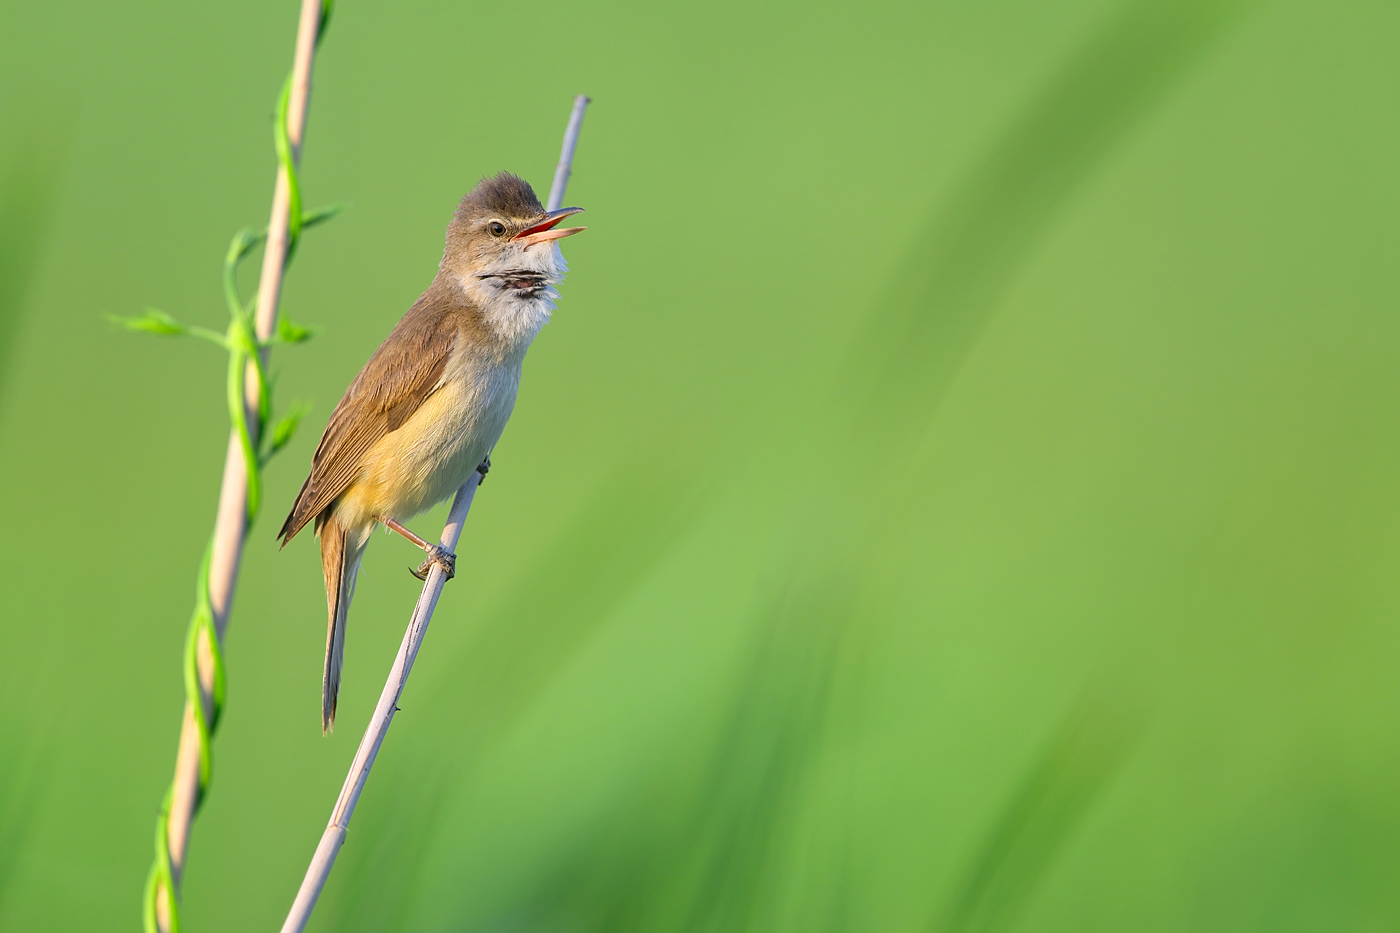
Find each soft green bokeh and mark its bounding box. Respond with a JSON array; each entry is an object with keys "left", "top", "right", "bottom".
[{"left": 1, "top": 0, "right": 1397, "bottom": 929}]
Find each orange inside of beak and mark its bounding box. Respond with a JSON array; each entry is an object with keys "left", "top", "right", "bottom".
[{"left": 512, "top": 208, "right": 586, "bottom": 248}]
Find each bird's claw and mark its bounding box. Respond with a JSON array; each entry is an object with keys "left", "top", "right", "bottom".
[
  {"left": 410, "top": 544, "right": 456, "bottom": 582},
  {"left": 475, "top": 456, "right": 491, "bottom": 484}
]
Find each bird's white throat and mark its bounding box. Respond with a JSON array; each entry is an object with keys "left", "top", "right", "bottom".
[{"left": 459, "top": 241, "right": 568, "bottom": 352}]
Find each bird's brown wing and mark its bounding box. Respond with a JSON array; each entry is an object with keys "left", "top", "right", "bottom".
[{"left": 278, "top": 292, "right": 460, "bottom": 544}]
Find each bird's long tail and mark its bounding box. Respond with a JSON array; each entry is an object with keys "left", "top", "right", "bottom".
[{"left": 319, "top": 513, "right": 367, "bottom": 733}]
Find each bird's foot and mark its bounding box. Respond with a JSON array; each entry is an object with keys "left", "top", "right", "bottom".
[
  {"left": 410, "top": 544, "right": 456, "bottom": 582},
  {"left": 475, "top": 456, "right": 491, "bottom": 484}
]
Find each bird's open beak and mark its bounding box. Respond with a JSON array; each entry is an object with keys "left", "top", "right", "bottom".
[{"left": 513, "top": 207, "right": 586, "bottom": 248}]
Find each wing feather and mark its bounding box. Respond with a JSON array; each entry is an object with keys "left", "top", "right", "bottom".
[{"left": 278, "top": 289, "right": 460, "bottom": 544}]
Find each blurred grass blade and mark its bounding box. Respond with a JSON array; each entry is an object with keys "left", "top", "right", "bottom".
[
  {"left": 678, "top": 578, "right": 853, "bottom": 933},
  {"left": 848, "top": 0, "right": 1249, "bottom": 456},
  {"left": 0, "top": 107, "right": 70, "bottom": 397},
  {"left": 0, "top": 683, "right": 58, "bottom": 910},
  {"left": 935, "top": 688, "right": 1147, "bottom": 933},
  {"left": 324, "top": 437, "right": 711, "bottom": 931}
]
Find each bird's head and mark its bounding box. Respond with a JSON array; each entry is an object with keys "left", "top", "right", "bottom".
[{"left": 442, "top": 172, "right": 585, "bottom": 289}]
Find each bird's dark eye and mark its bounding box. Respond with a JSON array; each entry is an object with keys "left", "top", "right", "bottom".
[{"left": 488, "top": 221, "right": 506, "bottom": 237}]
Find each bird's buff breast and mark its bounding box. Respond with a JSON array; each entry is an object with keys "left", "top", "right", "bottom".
[{"left": 339, "top": 353, "right": 520, "bottom": 528}]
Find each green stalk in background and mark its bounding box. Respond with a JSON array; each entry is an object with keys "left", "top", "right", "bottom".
[
  {"left": 109, "top": 2, "right": 336, "bottom": 930},
  {"left": 0, "top": 109, "right": 69, "bottom": 399},
  {"left": 0, "top": 103, "right": 70, "bottom": 917}
]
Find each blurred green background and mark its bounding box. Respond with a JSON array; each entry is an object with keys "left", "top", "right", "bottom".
[{"left": 2, "top": 0, "right": 1398, "bottom": 929}]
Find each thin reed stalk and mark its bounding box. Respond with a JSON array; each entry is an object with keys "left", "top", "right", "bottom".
[
  {"left": 143, "top": 2, "right": 331, "bottom": 930},
  {"left": 276, "top": 94, "right": 590, "bottom": 933},
  {"left": 549, "top": 95, "right": 591, "bottom": 214}
]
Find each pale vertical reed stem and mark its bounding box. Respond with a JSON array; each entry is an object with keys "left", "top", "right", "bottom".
[
  {"left": 276, "top": 95, "right": 591, "bottom": 933},
  {"left": 549, "top": 95, "right": 590, "bottom": 212},
  {"left": 157, "top": 1, "right": 325, "bottom": 929}
]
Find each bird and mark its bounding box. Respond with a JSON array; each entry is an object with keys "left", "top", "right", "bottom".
[{"left": 277, "top": 172, "right": 584, "bottom": 732}]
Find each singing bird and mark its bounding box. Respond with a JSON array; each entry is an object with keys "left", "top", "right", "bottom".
[{"left": 278, "top": 172, "right": 584, "bottom": 731}]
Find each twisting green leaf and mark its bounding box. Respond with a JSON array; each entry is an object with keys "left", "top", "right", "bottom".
[
  {"left": 223, "top": 228, "right": 265, "bottom": 325},
  {"left": 142, "top": 787, "right": 178, "bottom": 933},
  {"left": 275, "top": 78, "right": 302, "bottom": 265}
]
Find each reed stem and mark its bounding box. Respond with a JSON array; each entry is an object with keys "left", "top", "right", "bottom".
[{"left": 145, "top": 3, "right": 330, "bottom": 931}]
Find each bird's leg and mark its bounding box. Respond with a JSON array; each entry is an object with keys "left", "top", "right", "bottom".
[
  {"left": 381, "top": 517, "right": 456, "bottom": 581},
  {"left": 379, "top": 461, "right": 488, "bottom": 580}
]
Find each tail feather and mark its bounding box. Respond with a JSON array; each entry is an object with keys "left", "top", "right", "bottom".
[{"left": 320, "top": 513, "right": 366, "bottom": 733}]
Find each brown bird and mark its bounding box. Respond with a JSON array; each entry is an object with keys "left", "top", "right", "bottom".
[{"left": 278, "top": 172, "right": 584, "bottom": 731}]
